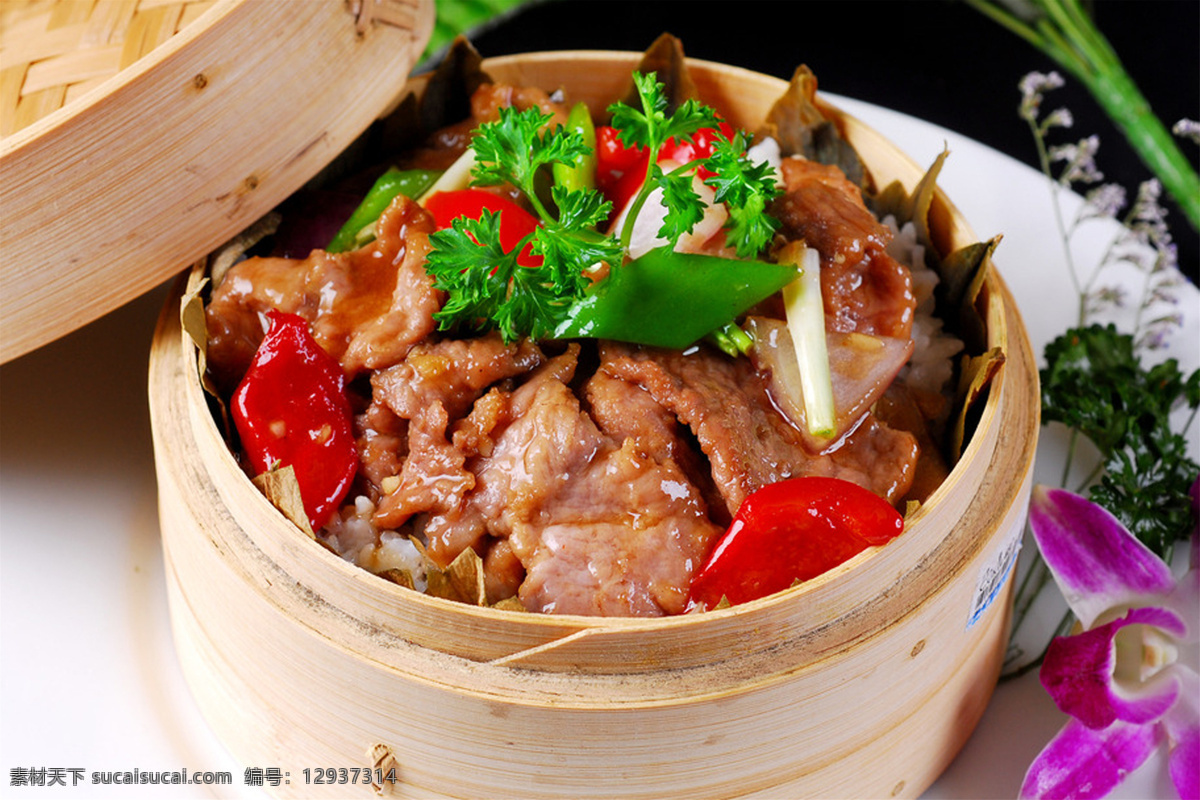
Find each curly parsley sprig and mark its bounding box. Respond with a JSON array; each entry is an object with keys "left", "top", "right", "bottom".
[
  {"left": 425, "top": 72, "right": 783, "bottom": 344},
  {"left": 609, "top": 72, "right": 780, "bottom": 257},
  {"left": 426, "top": 106, "right": 623, "bottom": 341},
  {"left": 1041, "top": 323, "right": 1199, "bottom": 556}
]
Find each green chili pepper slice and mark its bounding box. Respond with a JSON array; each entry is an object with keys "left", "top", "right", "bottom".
[
  {"left": 554, "top": 246, "right": 798, "bottom": 349},
  {"left": 552, "top": 101, "right": 598, "bottom": 193},
  {"left": 327, "top": 166, "right": 442, "bottom": 253}
]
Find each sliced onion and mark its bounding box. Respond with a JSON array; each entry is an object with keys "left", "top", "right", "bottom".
[
  {"left": 608, "top": 161, "right": 729, "bottom": 258},
  {"left": 416, "top": 147, "right": 476, "bottom": 205},
  {"left": 747, "top": 316, "right": 914, "bottom": 453}
]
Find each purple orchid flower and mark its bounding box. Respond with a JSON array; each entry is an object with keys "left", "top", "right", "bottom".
[{"left": 1020, "top": 480, "right": 1200, "bottom": 800}]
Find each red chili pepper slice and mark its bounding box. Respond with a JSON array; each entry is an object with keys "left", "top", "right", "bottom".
[
  {"left": 232, "top": 310, "right": 357, "bottom": 531},
  {"left": 594, "top": 122, "right": 739, "bottom": 212},
  {"left": 659, "top": 121, "right": 738, "bottom": 180},
  {"left": 594, "top": 125, "right": 652, "bottom": 212},
  {"left": 685, "top": 477, "right": 905, "bottom": 610},
  {"left": 424, "top": 188, "right": 542, "bottom": 267}
]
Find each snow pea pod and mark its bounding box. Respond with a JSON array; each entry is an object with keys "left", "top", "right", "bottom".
[
  {"left": 554, "top": 245, "right": 797, "bottom": 349},
  {"left": 327, "top": 166, "right": 441, "bottom": 252}
]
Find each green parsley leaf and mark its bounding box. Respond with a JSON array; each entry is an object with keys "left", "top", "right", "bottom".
[
  {"left": 611, "top": 72, "right": 719, "bottom": 151},
  {"left": 471, "top": 106, "right": 590, "bottom": 208},
  {"left": 426, "top": 210, "right": 570, "bottom": 342},
  {"left": 703, "top": 133, "right": 781, "bottom": 257},
  {"left": 656, "top": 165, "right": 706, "bottom": 244},
  {"left": 538, "top": 186, "right": 623, "bottom": 289},
  {"left": 1041, "top": 323, "right": 1200, "bottom": 556}
]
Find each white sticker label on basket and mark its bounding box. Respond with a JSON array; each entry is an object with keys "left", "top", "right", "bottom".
[{"left": 967, "top": 523, "right": 1024, "bottom": 629}]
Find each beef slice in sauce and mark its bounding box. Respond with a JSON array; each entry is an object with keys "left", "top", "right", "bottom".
[
  {"left": 205, "top": 195, "right": 441, "bottom": 393},
  {"left": 369, "top": 347, "right": 721, "bottom": 616},
  {"left": 599, "top": 342, "right": 918, "bottom": 517},
  {"left": 773, "top": 157, "right": 916, "bottom": 339}
]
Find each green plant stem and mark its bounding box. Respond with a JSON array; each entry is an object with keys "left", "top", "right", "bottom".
[
  {"left": 1081, "top": 63, "right": 1200, "bottom": 232},
  {"left": 1025, "top": 112, "right": 1089, "bottom": 324},
  {"left": 1009, "top": 550, "right": 1052, "bottom": 640},
  {"left": 964, "top": 0, "right": 1200, "bottom": 232},
  {"left": 1004, "top": 608, "right": 1076, "bottom": 681}
]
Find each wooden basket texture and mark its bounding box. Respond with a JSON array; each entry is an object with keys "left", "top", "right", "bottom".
[
  {"left": 148, "top": 52, "right": 1041, "bottom": 799},
  {"left": 0, "top": 0, "right": 434, "bottom": 363}
]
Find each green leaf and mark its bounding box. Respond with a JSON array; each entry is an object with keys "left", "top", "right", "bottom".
[
  {"left": 608, "top": 73, "right": 718, "bottom": 153},
  {"left": 471, "top": 106, "right": 589, "bottom": 203},
  {"left": 656, "top": 166, "right": 705, "bottom": 244},
  {"left": 1040, "top": 323, "right": 1200, "bottom": 556}
]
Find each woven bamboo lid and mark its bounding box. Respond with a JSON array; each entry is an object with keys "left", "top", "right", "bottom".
[{"left": 0, "top": 0, "right": 435, "bottom": 363}]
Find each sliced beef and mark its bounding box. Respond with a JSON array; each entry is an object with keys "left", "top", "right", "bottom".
[
  {"left": 372, "top": 401, "right": 475, "bottom": 532},
  {"left": 584, "top": 368, "right": 727, "bottom": 524},
  {"left": 371, "top": 333, "right": 544, "bottom": 421},
  {"left": 373, "top": 347, "right": 720, "bottom": 616},
  {"left": 205, "top": 195, "right": 440, "bottom": 392},
  {"left": 380, "top": 350, "right": 587, "bottom": 567},
  {"left": 773, "top": 157, "right": 915, "bottom": 339},
  {"left": 599, "top": 342, "right": 917, "bottom": 515},
  {"left": 366, "top": 334, "right": 545, "bottom": 537},
  {"left": 462, "top": 350, "right": 603, "bottom": 545},
  {"left": 584, "top": 369, "right": 688, "bottom": 464},
  {"left": 482, "top": 368, "right": 718, "bottom": 616},
  {"left": 514, "top": 438, "right": 720, "bottom": 616},
  {"left": 353, "top": 398, "right": 408, "bottom": 497}
]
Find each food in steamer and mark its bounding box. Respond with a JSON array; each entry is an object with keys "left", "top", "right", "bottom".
[{"left": 197, "top": 37, "right": 998, "bottom": 617}]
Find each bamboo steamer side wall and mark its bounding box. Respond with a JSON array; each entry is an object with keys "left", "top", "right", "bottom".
[{"left": 148, "top": 53, "right": 1041, "bottom": 799}]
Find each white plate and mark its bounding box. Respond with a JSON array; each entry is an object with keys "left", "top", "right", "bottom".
[{"left": 1, "top": 95, "right": 1196, "bottom": 799}]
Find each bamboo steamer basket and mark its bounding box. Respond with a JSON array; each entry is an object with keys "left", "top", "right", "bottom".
[
  {"left": 148, "top": 51, "right": 1040, "bottom": 799},
  {"left": 0, "top": 0, "right": 435, "bottom": 363}
]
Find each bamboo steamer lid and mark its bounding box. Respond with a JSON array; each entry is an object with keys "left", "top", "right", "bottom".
[
  {"left": 0, "top": 0, "right": 435, "bottom": 363},
  {"left": 149, "top": 50, "right": 1042, "bottom": 798}
]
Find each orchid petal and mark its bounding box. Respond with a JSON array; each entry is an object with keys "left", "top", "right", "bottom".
[
  {"left": 1020, "top": 717, "right": 1163, "bottom": 799},
  {"left": 1169, "top": 724, "right": 1199, "bottom": 800},
  {"left": 1042, "top": 607, "right": 1185, "bottom": 728},
  {"left": 1181, "top": 476, "right": 1199, "bottom": 639},
  {"left": 1030, "top": 486, "right": 1176, "bottom": 628},
  {"left": 1161, "top": 666, "right": 1200, "bottom": 800}
]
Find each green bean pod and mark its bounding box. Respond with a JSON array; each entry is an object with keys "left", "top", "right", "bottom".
[
  {"left": 552, "top": 102, "right": 598, "bottom": 193},
  {"left": 327, "top": 167, "right": 441, "bottom": 253}
]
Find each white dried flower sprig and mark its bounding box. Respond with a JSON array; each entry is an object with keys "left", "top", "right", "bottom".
[
  {"left": 1019, "top": 71, "right": 1066, "bottom": 126},
  {"left": 971, "top": 0, "right": 1200, "bottom": 229},
  {"left": 1019, "top": 70, "right": 1188, "bottom": 350},
  {"left": 1172, "top": 118, "right": 1200, "bottom": 146},
  {"left": 1049, "top": 135, "right": 1103, "bottom": 186}
]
